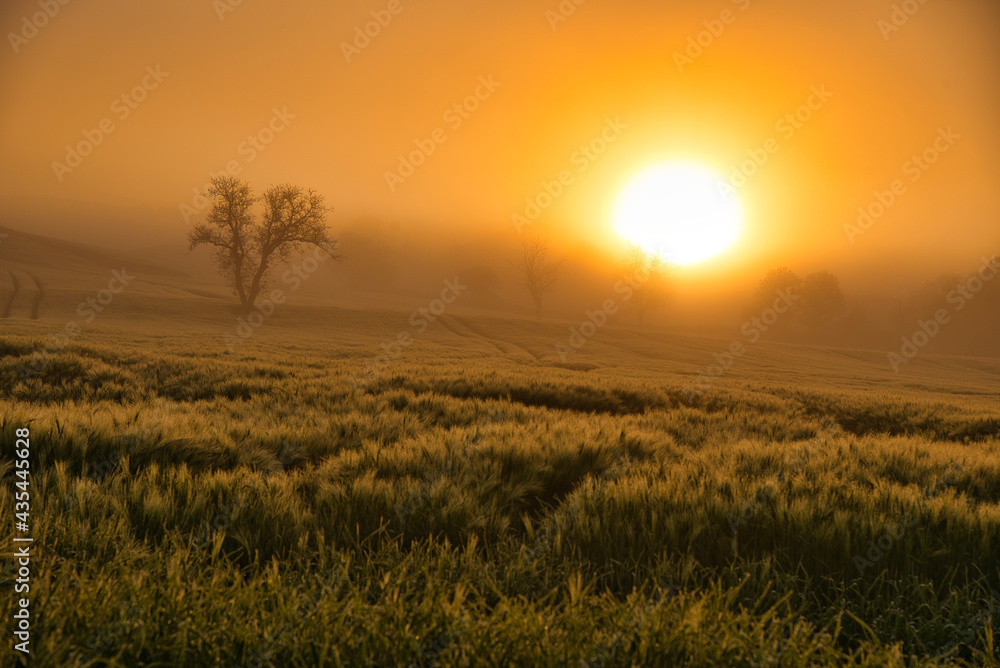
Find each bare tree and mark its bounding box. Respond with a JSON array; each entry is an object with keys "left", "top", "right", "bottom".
[
  {"left": 188, "top": 176, "right": 342, "bottom": 310},
  {"left": 512, "top": 238, "right": 563, "bottom": 319},
  {"left": 621, "top": 243, "right": 671, "bottom": 326}
]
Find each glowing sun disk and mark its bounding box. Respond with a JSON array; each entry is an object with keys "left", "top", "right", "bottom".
[{"left": 613, "top": 162, "right": 743, "bottom": 265}]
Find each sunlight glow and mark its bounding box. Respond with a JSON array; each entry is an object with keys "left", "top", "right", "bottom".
[{"left": 612, "top": 162, "right": 744, "bottom": 265}]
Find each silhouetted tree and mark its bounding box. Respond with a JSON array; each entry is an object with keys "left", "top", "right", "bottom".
[
  {"left": 751, "top": 267, "right": 803, "bottom": 314},
  {"left": 621, "top": 243, "right": 672, "bottom": 326},
  {"left": 800, "top": 271, "right": 847, "bottom": 329},
  {"left": 512, "top": 237, "right": 563, "bottom": 319},
  {"left": 909, "top": 272, "right": 963, "bottom": 321},
  {"left": 188, "top": 176, "right": 341, "bottom": 311}
]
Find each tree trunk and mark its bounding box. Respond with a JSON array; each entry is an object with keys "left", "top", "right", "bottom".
[
  {"left": 232, "top": 256, "right": 249, "bottom": 309},
  {"left": 241, "top": 284, "right": 262, "bottom": 313},
  {"left": 243, "top": 250, "right": 272, "bottom": 312}
]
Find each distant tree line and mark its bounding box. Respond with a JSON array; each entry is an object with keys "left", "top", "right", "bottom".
[
  {"left": 747, "top": 256, "right": 1000, "bottom": 353},
  {"left": 748, "top": 267, "right": 849, "bottom": 336},
  {"left": 187, "top": 176, "right": 998, "bottom": 357}
]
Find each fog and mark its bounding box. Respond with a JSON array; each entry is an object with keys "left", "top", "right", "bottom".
[{"left": 1, "top": 0, "right": 999, "bottom": 354}]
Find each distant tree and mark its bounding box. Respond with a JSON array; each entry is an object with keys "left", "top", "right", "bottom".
[
  {"left": 746, "top": 267, "right": 804, "bottom": 339},
  {"left": 910, "top": 272, "right": 964, "bottom": 318},
  {"left": 750, "top": 268, "right": 855, "bottom": 338},
  {"left": 512, "top": 237, "right": 563, "bottom": 319},
  {"left": 188, "top": 176, "right": 341, "bottom": 311},
  {"left": 799, "top": 271, "right": 847, "bottom": 329},
  {"left": 751, "top": 267, "right": 803, "bottom": 314},
  {"left": 621, "top": 243, "right": 672, "bottom": 326}
]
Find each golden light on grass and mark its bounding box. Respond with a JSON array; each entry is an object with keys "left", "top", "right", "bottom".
[{"left": 612, "top": 162, "right": 743, "bottom": 266}]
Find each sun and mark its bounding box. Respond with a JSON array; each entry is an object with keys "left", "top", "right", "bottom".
[{"left": 612, "top": 162, "right": 743, "bottom": 266}]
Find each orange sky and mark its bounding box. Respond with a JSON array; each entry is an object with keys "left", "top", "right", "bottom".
[{"left": 1, "top": 0, "right": 998, "bottom": 284}]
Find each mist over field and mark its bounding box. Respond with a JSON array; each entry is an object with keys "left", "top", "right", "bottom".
[{"left": 1, "top": 0, "right": 999, "bottom": 666}]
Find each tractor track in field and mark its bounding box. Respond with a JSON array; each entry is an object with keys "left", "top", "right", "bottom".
[
  {"left": 2, "top": 269, "right": 45, "bottom": 319},
  {"left": 436, "top": 314, "right": 541, "bottom": 362}
]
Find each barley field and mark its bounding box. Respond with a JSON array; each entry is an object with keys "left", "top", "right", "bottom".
[
  {"left": 1, "top": 301, "right": 998, "bottom": 667},
  {"left": 4, "top": 0, "right": 999, "bottom": 664}
]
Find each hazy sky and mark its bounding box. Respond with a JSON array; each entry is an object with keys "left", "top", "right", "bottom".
[{"left": 2, "top": 0, "right": 998, "bottom": 283}]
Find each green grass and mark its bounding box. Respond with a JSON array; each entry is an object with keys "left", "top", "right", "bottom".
[{"left": 0, "top": 310, "right": 998, "bottom": 666}]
